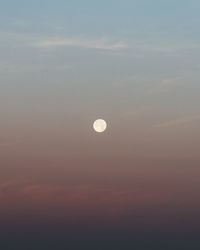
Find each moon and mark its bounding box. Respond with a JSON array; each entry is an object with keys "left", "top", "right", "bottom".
[{"left": 93, "top": 119, "right": 107, "bottom": 133}]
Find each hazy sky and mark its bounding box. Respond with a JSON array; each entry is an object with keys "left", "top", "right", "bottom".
[{"left": 0, "top": 1, "right": 200, "bottom": 249}]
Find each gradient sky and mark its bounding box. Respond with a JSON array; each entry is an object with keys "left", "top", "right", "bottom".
[{"left": 1, "top": 1, "right": 200, "bottom": 249}]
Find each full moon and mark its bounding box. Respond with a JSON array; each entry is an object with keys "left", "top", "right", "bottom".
[{"left": 93, "top": 119, "right": 107, "bottom": 133}]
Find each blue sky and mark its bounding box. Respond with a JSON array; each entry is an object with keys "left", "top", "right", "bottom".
[{"left": 1, "top": 0, "right": 200, "bottom": 35}]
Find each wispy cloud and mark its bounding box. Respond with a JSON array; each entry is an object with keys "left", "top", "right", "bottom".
[
  {"left": 123, "top": 105, "right": 150, "bottom": 118},
  {"left": 0, "top": 180, "right": 161, "bottom": 218},
  {"left": 34, "top": 37, "right": 127, "bottom": 50},
  {"left": 147, "top": 76, "right": 185, "bottom": 95},
  {"left": 154, "top": 115, "right": 200, "bottom": 128}
]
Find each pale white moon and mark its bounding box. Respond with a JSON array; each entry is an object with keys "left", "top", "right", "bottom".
[{"left": 93, "top": 119, "right": 107, "bottom": 133}]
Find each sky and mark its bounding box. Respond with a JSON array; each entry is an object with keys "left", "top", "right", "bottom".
[{"left": 0, "top": 1, "right": 200, "bottom": 249}]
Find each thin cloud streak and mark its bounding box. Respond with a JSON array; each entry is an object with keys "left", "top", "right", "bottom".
[
  {"left": 35, "top": 37, "right": 127, "bottom": 50},
  {"left": 146, "top": 76, "right": 185, "bottom": 96},
  {"left": 154, "top": 115, "right": 200, "bottom": 128}
]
